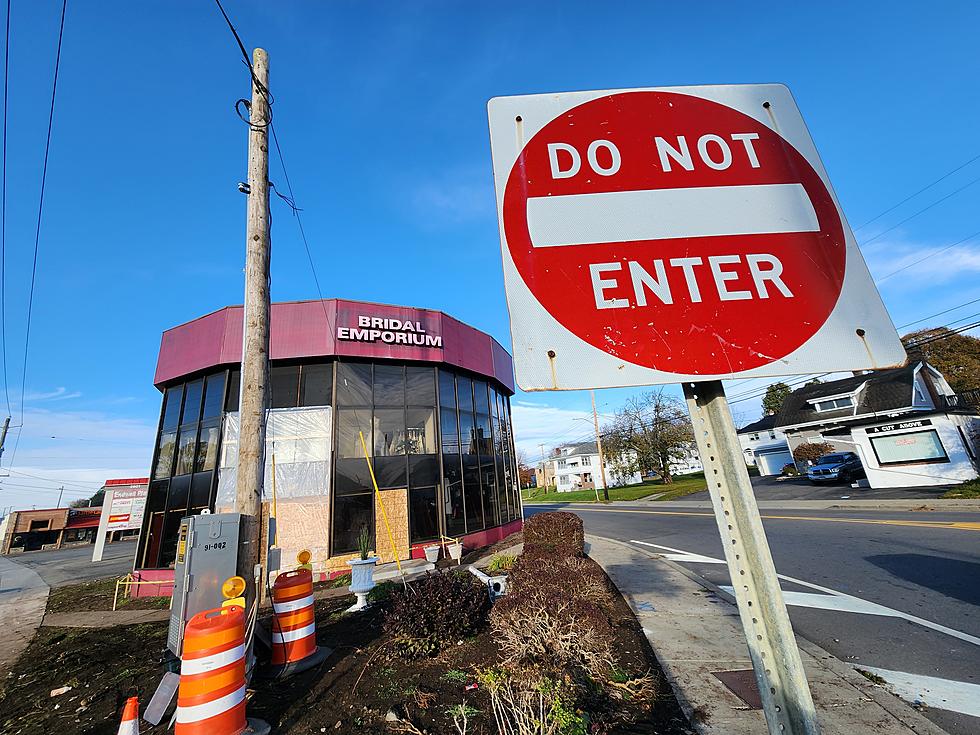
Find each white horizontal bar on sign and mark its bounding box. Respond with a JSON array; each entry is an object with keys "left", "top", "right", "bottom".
[{"left": 526, "top": 183, "right": 819, "bottom": 247}]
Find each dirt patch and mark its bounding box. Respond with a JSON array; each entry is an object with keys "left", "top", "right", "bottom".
[
  {"left": 0, "top": 553, "right": 691, "bottom": 734},
  {"left": 45, "top": 578, "right": 170, "bottom": 614}
]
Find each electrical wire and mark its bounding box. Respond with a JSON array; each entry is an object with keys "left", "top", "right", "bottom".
[
  {"left": 0, "top": 0, "right": 11, "bottom": 419},
  {"left": 213, "top": 0, "right": 273, "bottom": 128},
  {"left": 875, "top": 229, "right": 980, "bottom": 284},
  {"left": 860, "top": 173, "right": 980, "bottom": 247},
  {"left": 897, "top": 297, "right": 980, "bottom": 330},
  {"left": 853, "top": 153, "right": 980, "bottom": 232},
  {"left": 9, "top": 0, "right": 68, "bottom": 471}
]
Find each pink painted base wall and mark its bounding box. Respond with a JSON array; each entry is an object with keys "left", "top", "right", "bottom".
[{"left": 129, "top": 518, "right": 525, "bottom": 597}]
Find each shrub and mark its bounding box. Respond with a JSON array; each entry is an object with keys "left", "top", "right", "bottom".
[
  {"left": 491, "top": 585, "right": 614, "bottom": 678},
  {"left": 384, "top": 571, "right": 490, "bottom": 658},
  {"left": 508, "top": 555, "right": 613, "bottom": 610},
  {"left": 792, "top": 441, "right": 835, "bottom": 465},
  {"left": 780, "top": 463, "right": 798, "bottom": 476},
  {"left": 486, "top": 553, "right": 517, "bottom": 574},
  {"left": 523, "top": 511, "right": 584, "bottom": 559},
  {"left": 479, "top": 668, "right": 588, "bottom": 735}
]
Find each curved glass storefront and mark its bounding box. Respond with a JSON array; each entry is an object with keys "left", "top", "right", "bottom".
[{"left": 136, "top": 359, "right": 520, "bottom": 570}]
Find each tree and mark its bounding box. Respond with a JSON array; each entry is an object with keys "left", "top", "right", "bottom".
[
  {"left": 903, "top": 327, "right": 980, "bottom": 393},
  {"left": 805, "top": 377, "right": 823, "bottom": 386},
  {"left": 602, "top": 389, "right": 693, "bottom": 485},
  {"left": 516, "top": 449, "right": 535, "bottom": 489},
  {"left": 762, "top": 382, "right": 791, "bottom": 415},
  {"left": 792, "top": 441, "right": 835, "bottom": 465},
  {"left": 70, "top": 489, "right": 104, "bottom": 508}
]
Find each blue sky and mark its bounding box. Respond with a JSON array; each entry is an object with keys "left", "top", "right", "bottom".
[{"left": 1, "top": 1, "right": 978, "bottom": 510}]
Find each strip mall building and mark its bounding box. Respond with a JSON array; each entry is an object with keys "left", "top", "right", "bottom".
[{"left": 134, "top": 299, "right": 523, "bottom": 585}]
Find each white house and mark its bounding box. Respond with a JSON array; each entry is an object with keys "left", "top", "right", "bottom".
[
  {"left": 737, "top": 416, "right": 793, "bottom": 476},
  {"left": 774, "top": 361, "right": 979, "bottom": 489},
  {"left": 544, "top": 441, "right": 642, "bottom": 492}
]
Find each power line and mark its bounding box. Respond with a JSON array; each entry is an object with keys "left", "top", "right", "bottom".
[
  {"left": 897, "top": 297, "right": 980, "bottom": 330},
  {"left": 854, "top": 153, "right": 980, "bottom": 232},
  {"left": 5, "top": 468, "right": 100, "bottom": 489},
  {"left": 860, "top": 173, "right": 980, "bottom": 248},
  {"left": 875, "top": 229, "right": 980, "bottom": 284},
  {"left": 0, "top": 0, "right": 11, "bottom": 418},
  {"left": 9, "top": 0, "right": 68, "bottom": 470}
]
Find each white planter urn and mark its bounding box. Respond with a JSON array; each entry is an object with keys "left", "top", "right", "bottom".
[
  {"left": 347, "top": 556, "right": 378, "bottom": 610},
  {"left": 423, "top": 545, "right": 440, "bottom": 563},
  {"left": 447, "top": 542, "right": 463, "bottom": 563}
]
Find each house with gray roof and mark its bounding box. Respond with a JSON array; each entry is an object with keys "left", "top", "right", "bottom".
[{"left": 774, "top": 361, "right": 979, "bottom": 488}]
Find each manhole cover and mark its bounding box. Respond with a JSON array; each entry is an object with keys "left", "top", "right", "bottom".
[{"left": 712, "top": 669, "right": 762, "bottom": 709}]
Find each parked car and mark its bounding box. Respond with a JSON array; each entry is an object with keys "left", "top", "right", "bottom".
[{"left": 807, "top": 452, "right": 865, "bottom": 484}]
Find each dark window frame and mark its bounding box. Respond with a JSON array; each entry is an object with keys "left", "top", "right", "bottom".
[{"left": 868, "top": 428, "right": 950, "bottom": 467}]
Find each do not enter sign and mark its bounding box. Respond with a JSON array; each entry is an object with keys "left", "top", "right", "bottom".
[{"left": 488, "top": 85, "right": 904, "bottom": 391}]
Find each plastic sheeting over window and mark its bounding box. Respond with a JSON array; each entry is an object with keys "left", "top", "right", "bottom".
[{"left": 215, "top": 406, "right": 332, "bottom": 509}]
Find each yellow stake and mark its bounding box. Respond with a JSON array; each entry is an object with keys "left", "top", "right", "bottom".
[{"left": 358, "top": 431, "right": 406, "bottom": 582}]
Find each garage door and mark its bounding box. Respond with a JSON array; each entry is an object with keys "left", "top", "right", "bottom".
[{"left": 758, "top": 449, "right": 794, "bottom": 476}]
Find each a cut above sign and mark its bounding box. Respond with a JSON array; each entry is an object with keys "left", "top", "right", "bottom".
[{"left": 337, "top": 315, "right": 443, "bottom": 348}]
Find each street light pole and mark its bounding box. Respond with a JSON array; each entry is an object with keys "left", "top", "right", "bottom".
[{"left": 591, "top": 390, "right": 609, "bottom": 501}]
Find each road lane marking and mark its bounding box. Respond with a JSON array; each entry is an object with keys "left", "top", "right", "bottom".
[
  {"left": 856, "top": 666, "right": 980, "bottom": 718},
  {"left": 629, "top": 539, "right": 980, "bottom": 647},
  {"left": 552, "top": 505, "right": 980, "bottom": 531}
]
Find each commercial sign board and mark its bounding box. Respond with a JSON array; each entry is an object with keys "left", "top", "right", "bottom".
[
  {"left": 105, "top": 487, "right": 147, "bottom": 531},
  {"left": 866, "top": 419, "right": 931, "bottom": 434},
  {"left": 487, "top": 85, "right": 905, "bottom": 391},
  {"left": 336, "top": 315, "right": 443, "bottom": 348}
]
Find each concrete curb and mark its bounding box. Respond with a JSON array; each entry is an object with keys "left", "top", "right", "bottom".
[{"left": 586, "top": 534, "right": 951, "bottom": 735}]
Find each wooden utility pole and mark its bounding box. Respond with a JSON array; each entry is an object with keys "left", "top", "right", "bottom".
[
  {"left": 235, "top": 47, "right": 271, "bottom": 609},
  {"left": 591, "top": 390, "right": 609, "bottom": 501},
  {"left": 0, "top": 417, "right": 11, "bottom": 465}
]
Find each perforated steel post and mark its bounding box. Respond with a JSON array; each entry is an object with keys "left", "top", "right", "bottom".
[{"left": 683, "top": 380, "right": 819, "bottom": 735}]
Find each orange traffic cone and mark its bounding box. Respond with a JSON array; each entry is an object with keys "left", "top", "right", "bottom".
[{"left": 117, "top": 696, "right": 140, "bottom": 735}]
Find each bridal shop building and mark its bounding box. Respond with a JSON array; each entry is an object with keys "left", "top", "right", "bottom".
[{"left": 134, "top": 298, "right": 522, "bottom": 579}]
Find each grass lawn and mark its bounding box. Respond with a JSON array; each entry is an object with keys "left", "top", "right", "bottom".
[
  {"left": 522, "top": 472, "right": 707, "bottom": 504},
  {"left": 942, "top": 478, "right": 980, "bottom": 499}
]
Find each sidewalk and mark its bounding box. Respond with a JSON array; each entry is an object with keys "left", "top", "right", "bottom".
[
  {"left": 586, "top": 535, "right": 949, "bottom": 735},
  {"left": 0, "top": 555, "right": 49, "bottom": 682}
]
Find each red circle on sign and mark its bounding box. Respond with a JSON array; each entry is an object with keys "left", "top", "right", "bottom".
[{"left": 503, "top": 91, "right": 846, "bottom": 374}]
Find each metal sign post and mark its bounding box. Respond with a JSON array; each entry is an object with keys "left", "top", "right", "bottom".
[{"left": 684, "top": 380, "right": 818, "bottom": 734}]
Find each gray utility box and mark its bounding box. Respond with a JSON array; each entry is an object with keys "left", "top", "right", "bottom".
[{"left": 167, "top": 512, "right": 241, "bottom": 657}]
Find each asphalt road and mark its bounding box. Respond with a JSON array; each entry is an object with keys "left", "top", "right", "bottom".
[
  {"left": 6, "top": 539, "right": 137, "bottom": 587},
  {"left": 680, "top": 473, "right": 952, "bottom": 501},
  {"left": 528, "top": 503, "right": 980, "bottom": 735}
]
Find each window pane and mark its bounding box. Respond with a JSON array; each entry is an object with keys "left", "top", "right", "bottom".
[
  {"left": 148, "top": 480, "right": 169, "bottom": 511},
  {"left": 459, "top": 410, "right": 476, "bottom": 455},
  {"left": 167, "top": 475, "right": 191, "bottom": 513},
  {"left": 409, "top": 487, "right": 438, "bottom": 543},
  {"left": 337, "top": 362, "right": 372, "bottom": 405},
  {"left": 482, "top": 458, "right": 498, "bottom": 527},
  {"left": 375, "top": 408, "right": 406, "bottom": 457},
  {"left": 225, "top": 370, "right": 241, "bottom": 412},
  {"left": 475, "top": 412, "right": 492, "bottom": 456},
  {"left": 332, "top": 494, "right": 374, "bottom": 554},
  {"left": 463, "top": 455, "right": 483, "bottom": 532},
  {"left": 406, "top": 407, "right": 436, "bottom": 454},
  {"left": 162, "top": 386, "right": 183, "bottom": 431},
  {"left": 442, "top": 452, "right": 466, "bottom": 537},
  {"left": 409, "top": 455, "right": 439, "bottom": 488},
  {"left": 374, "top": 364, "right": 405, "bottom": 406},
  {"left": 175, "top": 428, "right": 197, "bottom": 476},
  {"left": 182, "top": 380, "right": 204, "bottom": 425},
  {"left": 189, "top": 471, "right": 213, "bottom": 510},
  {"left": 336, "top": 408, "right": 373, "bottom": 459},
  {"left": 335, "top": 457, "right": 373, "bottom": 496},
  {"left": 374, "top": 455, "right": 407, "bottom": 489},
  {"left": 270, "top": 365, "right": 300, "bottom": 408},
  {"left": 438, "top": 370, "right": 456, "bottom": 409},
  {"left": 154, "top": 431, "right": 177, "bottom": 479},
  {"left": 196, "top": 419, "right": 220, "bottom": 473},
  {"left": 457, "top": 376, "right": 473, "bottom": 414},
  {"left": 203, "top": 373, "right": 226, "bottom": 419},
  {"left": 440, "top": 408, "right": 459, "bottom": 454},
  {"left": 474, "top": 381, "right": 490, "bottom": 414},
  {"left": 406, "top": 366, "right": 436, "bottom": 406},
  {"left": 300, "top": 363, "right": 332, "bottom": 406}
]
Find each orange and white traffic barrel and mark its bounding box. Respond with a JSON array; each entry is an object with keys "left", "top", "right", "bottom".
[
  {"left": 116, "top": 695, "right": 140, "bottom": 734},
  {"left": 175, "top": 606, "right": 255, "bottom": 735},
  {"left": 270, "top": 569, "right": 318, "bottom": 666}
]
